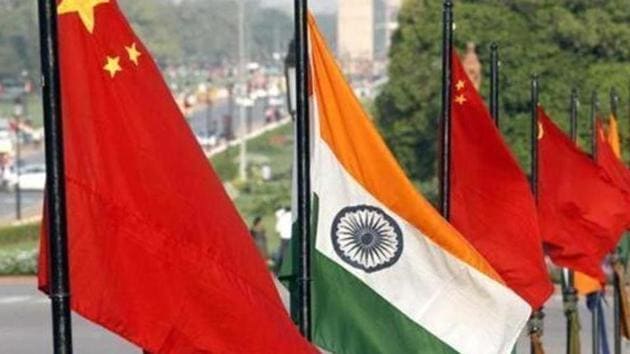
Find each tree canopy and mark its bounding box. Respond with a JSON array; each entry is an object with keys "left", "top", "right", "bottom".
[
  {"left": 0, "top": 0, "right": 293, "bottom": 78},
  {"left": 375, "top": 0, "right": 630, "bottom": 193}
]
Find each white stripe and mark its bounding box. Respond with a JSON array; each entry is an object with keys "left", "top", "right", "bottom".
[{"left": 312, "top": 141, "right": 530, "bottom": 354}]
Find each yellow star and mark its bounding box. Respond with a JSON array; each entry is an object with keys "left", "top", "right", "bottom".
[
  {"left": 103, "top": 56, "right": 121, "bottom": 78},
  {"left": 125, "top": 43, "right": 142, "bottom": 66},
  {"left": 58, "top": 0, "right": 109, "bottom": 33},
  {"left": 455, "top": 94, "right": 467, "bottom": 105},
  {"left": 455, "top": 80, "right": 465, "bottom": 91}
]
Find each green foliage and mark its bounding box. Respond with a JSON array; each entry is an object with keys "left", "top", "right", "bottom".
[
  {"left": 0, "top": 249, "right": 37, "bottom": 275},
  {"left": 118, "top": 0, "right": 183, "bottom": 62},
  {"left": 0, "top": 222, "right": 39, "bottom": 248},
  {"left": 210, "top": 123, "right": 293, "bottom": 251},
  {"left": 0, "top": 0, "right": 293, "bottom": 80},
  {"left": 0, "top": 1, "right": 39, "bottom": 77},
  {"left": 0, "top": 222, "right": 40, "bottom": 275},
  {"left": 119, "top": 0, "right": 293, "bottom": 65},
  {"left": 376, "top": 0, "right": 630, "bottom": 184}
]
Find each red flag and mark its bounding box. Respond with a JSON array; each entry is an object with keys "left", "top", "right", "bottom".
[
  {"left": 450, "top": 52, "right": 552, "bottom": 309},
  {"left": 38, "top": 1, "right": 314, "bottom": 353},
  {"left": 538, "top": 108, "right": 630, "bottom": 281}
]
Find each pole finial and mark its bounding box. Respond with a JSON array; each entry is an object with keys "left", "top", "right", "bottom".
[
  {"left": 490, "top": 42, "right": 498, "bottom": 51},
  {"left": 444, "top": 0, "right": 453, "bottom": 8}
]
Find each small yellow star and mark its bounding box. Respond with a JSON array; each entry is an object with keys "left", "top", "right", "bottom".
[
  {"left": 58, "top": 0, "right": 110, "bottom": 34},
  {"left": 455, "top": 94, "right": 467, "bottom": 105},
  {"left": 125, "top": 43, "right": 141, "bottom": 66},
  {"left": 103, "top": 56, "right": 121, "bottom": 78},
  {"left": 455, "top": 80, "right": 465, "bottom": 91}
]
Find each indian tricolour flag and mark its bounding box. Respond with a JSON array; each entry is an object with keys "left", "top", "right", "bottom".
[{"left": 305, "top": 14, "right": 530, "bottom": 354}]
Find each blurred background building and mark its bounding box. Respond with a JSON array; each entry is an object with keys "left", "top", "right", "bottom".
[{"left": 337, "top": 0, "right": 400, "bottom": 78}]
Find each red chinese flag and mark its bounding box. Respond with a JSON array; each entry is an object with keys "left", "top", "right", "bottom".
[
  {"left": 596, "top": 120, "right": 630, "bottom": 195},
  {"left": 449, "top": 52, "right": 552, "bottom": 309},
  {"left": 538, "top": 108, "right": 630, "bottom": 281},
  {"left": 38, "top": 1, "right": 314, "bottom": 353}
]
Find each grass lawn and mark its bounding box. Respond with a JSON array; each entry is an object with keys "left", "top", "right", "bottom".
[{"left": 0, "top": 222, "right": 39, "bottom": 249}]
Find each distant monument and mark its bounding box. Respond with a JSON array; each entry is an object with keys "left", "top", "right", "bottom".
[
  {"left": 462, "top": 42, "right": 482, "bottom": 90},
  {"left": 338, "top": 0, "right": 374, "bottom": 63},
  {"left": 337, "top": 0, "right": 401, "bottom": 76}
]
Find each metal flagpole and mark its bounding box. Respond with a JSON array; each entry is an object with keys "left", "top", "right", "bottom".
[
  {"left": 37, "top": 0, "right": 73, "bottom": 353},
  {"left": 489, "top": 43, "right": 499, "bottom": 126},
  {"left": 439, "top": 0, "right": 453, "bottom": 219},
  {"left": 590, "top": 90, "right": 601, "bottom": 354},
  {"left": 293, "top": 0, "right": 311, "bottom": 339},
  {"left": 561, "top": 88, "right": 579, "bottom": 354},
  {"left": 591, "top": 91, "right": 600, "bottom": 159},
  {"left": 529, "top": 75, "right": 545, "bottom": 354},
  {"left": 611, "top": 87, "right": 622, "bottom": 354},
  {"left": 237, "top": 0, "right": 248, "bottom": 182}
]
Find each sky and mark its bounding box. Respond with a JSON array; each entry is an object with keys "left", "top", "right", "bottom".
[{"left": 261, "top": 0, "right": 337, "bottom": 13}]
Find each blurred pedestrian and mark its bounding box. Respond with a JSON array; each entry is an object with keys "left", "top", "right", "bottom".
[
  {"left": 250, "top": 216, "right": 268, "bottom": 259},
  {"left": 273, "top": 206, "right": 292, "bottom": 272}
]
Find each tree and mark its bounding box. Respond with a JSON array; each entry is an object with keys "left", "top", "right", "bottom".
[
  {"left": 119, "top": 0, "right": 182, "bottom": 63},
  {"left": 0, "top": 0, "right": 39, "bottom": 78},
  {"left": 376, "top": 0, "right": 630, "bottom": 192},
  {"left": 0, "top": 0, "right": 294, "bottom": 79}
]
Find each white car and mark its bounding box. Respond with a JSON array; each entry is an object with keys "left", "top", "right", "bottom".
[
  {"left": 196, "top": 133, "right": 217, "bottom": 148},
  {"left": 4, "top": 164, "right": 46, "bottom": 191}
]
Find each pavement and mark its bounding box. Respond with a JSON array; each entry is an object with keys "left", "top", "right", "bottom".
[
  {"left": 0, "top": 279, "right": 137, "bottom": 354},
  {"left": 0, "top": 278, "right": 627, "bottom": 353}
]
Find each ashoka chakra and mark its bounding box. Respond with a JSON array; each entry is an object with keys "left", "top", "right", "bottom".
[{"left": 331, "top": 205, "right": 403, "bottom": 273}]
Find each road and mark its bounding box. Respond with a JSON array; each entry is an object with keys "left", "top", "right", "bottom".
[
  {"left": 0, "top": 279, "right": 626, "bottom": 353},
  {"left": 0, "top": 96, "right": 273, "bottom": 223},
  {"left": 0, "top": 280, "right": 136, "bottom": 353}
]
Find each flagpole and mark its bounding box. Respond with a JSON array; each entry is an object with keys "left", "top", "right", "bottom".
[
  {"left": 591, "top": 92, "right": 600, "bottom": 158},
  {"left": 529, "top": 75, "right": 545, "bottom": 354},
  {"left": 589, "top": 90, "right": 601, "bottom": 354},
  {"left": 293, "top": 0, "right": 311, "bottom": 339},
  {"left": 489, "top": 43, "right": 499, "bottom": 126},
  {"left": 37, "top": 0, "right": 73, "bottom": 353},
  {"left": 439, "top": 0, "right": 453, "bottom": 219},
  {"left": 611, "top": 87, "right": 622, "bottom": 354},
  {"left": 561, "top": 88, "right": 579, "bottom": 354}
]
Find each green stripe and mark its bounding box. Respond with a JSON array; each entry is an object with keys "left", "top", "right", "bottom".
[{"left": 312, "top": 249, "right": 457, "bottom": 354}]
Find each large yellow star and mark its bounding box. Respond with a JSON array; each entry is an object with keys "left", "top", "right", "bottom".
[
  {"left": 58, "top": 0, "right": 110, "bottom": 33},
  {"left": 125, "top": 43, "right": 142, "bottom": 66},
  {"left": 103, "top": 56, "right": 121, "bottom": 78}
]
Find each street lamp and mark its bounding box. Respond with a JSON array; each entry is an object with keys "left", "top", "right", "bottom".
[
  {"left": 284, "top": 39, "right": 297, "bottom": 119},
  {"left": 13, "top": 97, "right": 24, "bottom": 220}
]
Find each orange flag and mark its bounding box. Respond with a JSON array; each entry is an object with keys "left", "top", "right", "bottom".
[{"left": 608, "top": 115, "right": 622, "bottom": 158}]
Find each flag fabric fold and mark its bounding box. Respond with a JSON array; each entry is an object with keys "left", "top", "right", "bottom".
[
  {"left": 307, "top": 14, "right": 530, "bottom": 354},
  {"left": 449, "top": 51, "right": 553, "bottom": 309},
  {"left": 597, "top": 119, "right": 630, "bottom": 195},
  {"left": 38, "top": 1, "right": 315, "bottom": 353},
  {"left": 537, "top": 107, "right": 630, "bottom": 281}
]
